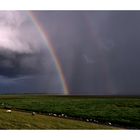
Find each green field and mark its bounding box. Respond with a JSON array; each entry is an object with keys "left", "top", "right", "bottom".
[
  {"left": 0, "top": 95, "right": 139, "bottom": 129},
  {"left": 0, "top": 109, "right": 117, "bottom": 129}
]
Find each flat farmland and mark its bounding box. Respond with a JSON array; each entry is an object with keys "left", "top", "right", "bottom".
[{"left": 0, "top": 95, "right": 139, "bottom": 129}]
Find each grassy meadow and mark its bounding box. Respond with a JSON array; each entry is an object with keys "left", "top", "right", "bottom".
[
  {"left": 0, "top": 95, "right": 139, "bottom": 129},
  {"left": 0, "top": 109, "right": 117, "bottom": 129}
]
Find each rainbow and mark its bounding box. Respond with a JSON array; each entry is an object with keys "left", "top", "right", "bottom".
[
  {"left": 27, "top": 11, "right": 69, "bottom": 95},
  {"left": 83, "top": 14, "right": 116, "bottom": 94}
]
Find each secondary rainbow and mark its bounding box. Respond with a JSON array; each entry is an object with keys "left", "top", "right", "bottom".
[{"left": 27, "top": 11, "right": 69, "bottom": 95}]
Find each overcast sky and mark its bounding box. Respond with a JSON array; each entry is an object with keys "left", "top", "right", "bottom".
[{"left": 0, "top": 11, "right": 140, "bottom": 95}]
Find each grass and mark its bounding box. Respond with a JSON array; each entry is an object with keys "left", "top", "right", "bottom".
[
  {"left": 0, "top": 109, "right": 117, "bottom": 129},
  {"left": 0, "top": 95, "right": 139, "bottom": 129}
]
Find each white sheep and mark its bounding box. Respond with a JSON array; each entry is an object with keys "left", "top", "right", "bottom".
[
  {"left": 94, "top": 120, "right": 98, "bottom": 123},
  {"left": 61, "top": 114, "right": 64, "bottom": 117},
  {"left": 86, "top": 119, "right": 89, "bottom": 122},
  {"left": 53, "top": 114, "right": 57, "bottom": 116},
  {"left": 6, "top": 110, "right": 12, "bottom": 113},
  {"left": 108, "top": 122, "right": 112, "bottom": 125},
  {"left": 32, "top": 112, "right": 36, "bottom": 116}
]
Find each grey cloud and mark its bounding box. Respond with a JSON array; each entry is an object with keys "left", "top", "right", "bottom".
[
  {"left": 0, "top": 11, "right": 64, "bottom": 94},
  {"left": 33, "top": 11, "right": 140, "bottom": 95},
  {"left": 1, "top": 11, "right": 140, "bottom": 95}
]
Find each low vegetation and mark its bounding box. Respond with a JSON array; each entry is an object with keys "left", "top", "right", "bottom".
[
  {"left": 0, "top": 95, "right": 139, "bottom": 129},
  {"left": 0, "top": 109, "right": 116, "bottom": 129}
]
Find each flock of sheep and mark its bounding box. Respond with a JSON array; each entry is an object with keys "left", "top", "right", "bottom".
[
  {"left": 1, "top": 102, "right": 112, "bottom": 126},
  {"left": 48, "top": 112, "right": 112, "bottom": 125}
]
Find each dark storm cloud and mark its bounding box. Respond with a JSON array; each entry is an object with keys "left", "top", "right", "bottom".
[
  {"left": 0, "top": 49, "right": 44, "bottom": 77},
  {"left": 0, "top": 11, "right": 64, "bottom": 94},
  {"left": 0, "top": 47, "right": 64, "bottom": 94},
  {"left": 34, "top": 11, "right": 140, "bottom": 95},
  {"left": 1, "top": 11, "right": 140, "bottom": 95}
]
